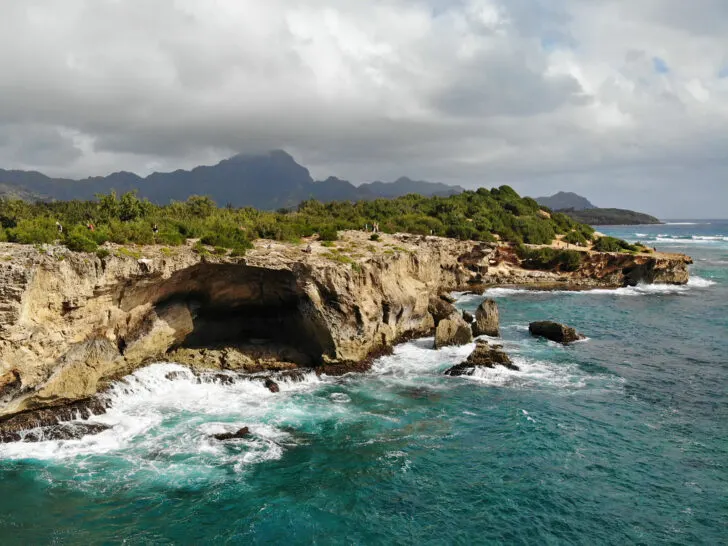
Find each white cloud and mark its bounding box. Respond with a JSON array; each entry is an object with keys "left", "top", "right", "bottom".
[{"left": 0, "top": 0, "right": 725, "bottom": 216}]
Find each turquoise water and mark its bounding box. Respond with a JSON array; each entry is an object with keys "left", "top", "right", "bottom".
[{"left": 1, "top": 221, "right": 726, "bottom": 545}]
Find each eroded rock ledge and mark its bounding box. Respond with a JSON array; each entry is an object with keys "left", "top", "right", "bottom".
[{"left": 0, "top": 231, "right": 691, "bottom": 420}]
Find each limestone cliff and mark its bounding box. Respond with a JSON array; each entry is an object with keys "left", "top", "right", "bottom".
[{"left": 0, "top": 232, "right": 691, "bottom": 420}]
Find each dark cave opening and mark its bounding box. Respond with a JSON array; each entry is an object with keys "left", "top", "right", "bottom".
[
  {"left": 130, "top": 263, "right": 334, "bottom": 366},
  {"left": 180, "top": 298, "right": 327, "bottom": 365}
]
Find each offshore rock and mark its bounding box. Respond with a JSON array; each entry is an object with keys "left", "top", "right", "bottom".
[
  {"left": 472, "top": 299, "right": 500, "bottom": 337},
  {"left": 462, "top": 310, "right": 474, "bottom": 324},
  {"left": 434, "top": 313, "right": 473, "bottom": 349},
  {"left": 264, "top": 378, "right": 280, "bottom": 393},
  {"left": 213, "top": 427, "right": 250, "bottom": 441},
  {"left": 529, "top": 321, "right": 584, "bottom": 344},
  {"left": 445, "top": 340, "right": 518, "bottom": 376}
]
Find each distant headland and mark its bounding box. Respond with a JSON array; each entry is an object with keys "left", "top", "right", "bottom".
[{"left": 536, "top": 192, "right": 662, "bottom": 225}]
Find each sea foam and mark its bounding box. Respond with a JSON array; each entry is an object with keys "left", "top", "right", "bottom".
[
  {"left": 0, "top": 363, "right": 326, "bottom": 467},
  {"left": 478, "top": 277, "right": 715, "bottom": 299}
]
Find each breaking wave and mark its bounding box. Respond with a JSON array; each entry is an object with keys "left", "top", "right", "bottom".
[
  {"left": 0, "top": 364, "right": 326, "bottom": 470},
  {"left": 479, "top": 276, "right": 714, "bottom": 299}
]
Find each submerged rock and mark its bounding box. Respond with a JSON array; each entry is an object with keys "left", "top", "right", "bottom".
[
  {"left": 472, "top": 299, "right": 500, "bottom": 337},
  {"left": 264, "top": 378, "right": 280, "bottom": 393},
  {"left": 2, "top": 422, "right": 111, "bottom": 443},
  {"left": 0, "top": 397, "right": 110, "bottom": 443},
  {"left": 462, "top": 310, "right": 474, "bottom": 323},
  {"left": 434, "top": 313, "right": 473, "bottom": 349},
  {"left": 444, "top": 340, "right": 518, "bottom": 376},
  {"left": 8, "top": 423, "right": 111, "bottom": 442},
  {"left": 529, "top": 321, "right": 584, "bottom": 344},
  {"left": 213, "top": 427, "right": 250, "bottom": 441}
]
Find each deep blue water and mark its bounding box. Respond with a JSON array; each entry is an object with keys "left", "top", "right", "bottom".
[{"left": 0, "top": 221, "right": 726, "bottom": 545}]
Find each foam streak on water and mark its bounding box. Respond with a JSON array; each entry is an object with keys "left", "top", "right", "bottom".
[{"left": 473, "top": 275, "right": 715, "bottom": 299}]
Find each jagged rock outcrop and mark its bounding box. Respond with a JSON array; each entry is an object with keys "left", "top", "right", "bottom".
[
  {"left": 0, "top": 397, "right": 109, "bottom": 442},
  {"left": 472, "top": 299, "right": 500, "bottom": 337},
  {"left": 529, "top": 321, "right": 584, "bottom": 344},
  {"left": 213, "top": 427, "right": 250, "bottom": 441},
  {"left": 428, "top": 296, "right": 457, "bottom": 325},
  {"left": 434, "top": 313, "right": 473, "bottom": 349},
  {"left": 1, "top": 422, "right": 111, "bottom": 443},
  {"left": 0, "top": 232, "right": 690, "bottom": 424},
  {"left": 444, "top": 340, "right": 518, "bottom": 376},
  {"left": 565, "top": 251, "right": 692, "bottom": 286}
]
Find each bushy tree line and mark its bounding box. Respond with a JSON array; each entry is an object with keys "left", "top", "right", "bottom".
[
  {"left": 516, "top": 245, "right": 584, "bottom": 272},
  {"left": 0, "top": 186, "right": 624, "bottom": 255},
  {"left": 592, "top": 236, "right": 639, "bottom": 253}
]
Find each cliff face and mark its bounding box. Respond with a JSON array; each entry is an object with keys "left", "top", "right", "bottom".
[{"left": 0, "top": 233, "right": 691, "bottom": 419}]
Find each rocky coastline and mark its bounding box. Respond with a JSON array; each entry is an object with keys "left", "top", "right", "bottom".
[{"left": 0, "top": 231, "right": 692, "bottom": 438}]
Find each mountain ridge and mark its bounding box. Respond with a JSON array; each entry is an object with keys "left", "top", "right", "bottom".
[{"left": 0, "top": 151, "right": 464, "bottom": 209}]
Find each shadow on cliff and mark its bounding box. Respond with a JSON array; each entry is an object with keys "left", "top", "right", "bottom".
[{"left": 119, "top": 263, "right": 337, "bottom": 367}]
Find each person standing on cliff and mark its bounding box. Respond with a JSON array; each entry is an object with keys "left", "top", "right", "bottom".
[{"left": 56, "top": 221, "right": 63, "bottom": 235}]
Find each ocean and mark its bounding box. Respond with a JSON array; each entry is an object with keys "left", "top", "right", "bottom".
[{"left": 0, "top": 221, "right": 726, "bottom": 545}]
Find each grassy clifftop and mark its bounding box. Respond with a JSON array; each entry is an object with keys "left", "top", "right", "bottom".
[{"left": 0, "top": 185, "right": 622, "bottom": 254}]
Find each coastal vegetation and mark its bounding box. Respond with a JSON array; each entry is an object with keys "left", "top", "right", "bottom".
[
  {"left": 0, "top": 186, "right": 637, "bottom": 255},
  {"left": 515, "top": 246, "right": 584, "bottom": 272},
  {"left": 559, "top": 207, "right": 662, "bottom": 226},
  {"left": 592, "top": 236, "right": 640, "bottom": 253}
]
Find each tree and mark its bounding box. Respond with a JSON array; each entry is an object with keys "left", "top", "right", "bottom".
[
  {"left": 185, "top": 195, "right": 216, "bottom": 218},
  {"left": 118, "top": 191, "right": 147, "bottom": 222}
]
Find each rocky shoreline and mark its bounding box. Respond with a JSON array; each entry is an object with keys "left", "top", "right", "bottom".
[{"left": 0, "top": 231, "right": 692, "bottom": 439}]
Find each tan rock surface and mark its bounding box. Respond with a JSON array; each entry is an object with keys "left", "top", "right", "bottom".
[
  {"left": 0, "top": 232, "right": 691, "bottom": 418},
  {"left": 434, "top": 313, "right": 473, "bottom": 349},
  {"left": 473, "top": 299, "right": 500, "bottom": 337}
]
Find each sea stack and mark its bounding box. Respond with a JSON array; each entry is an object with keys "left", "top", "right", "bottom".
[
  {"left": 434, "top": 313, "right": 473, "bottom": 349},
  {"left": 472, "top": 299, "right": 500, "bottom": 337}
]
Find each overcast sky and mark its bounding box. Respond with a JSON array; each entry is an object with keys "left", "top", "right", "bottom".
[{"left": 1, "top": 0, "right": 726, "bottom": 217}]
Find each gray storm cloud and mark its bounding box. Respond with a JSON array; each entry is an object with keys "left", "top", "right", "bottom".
[{"left": 0, "top": 0, "right": 726, "bottom": 217}]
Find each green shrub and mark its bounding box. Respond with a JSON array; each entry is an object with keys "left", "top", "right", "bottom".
[
  {"left": 96, "top": 248, "right": 111, "bottom": 260},
  {"left": 323, "top": 251, "right": 353, "bottom": 265},
  {"left": 116, "top": 247, "right": 142, "bottom": 259},
  {"left": 370, "top": 233, "right": 380, "bottom": 241},
  {"left": 9, "top": 218, "right": 58, "bottom": 244},
  {"left": 516, "top": 245, "right": 583, "bottom": 272},
  {"left": 193, "top": 241, "right": 210, "bottom": 256},
  {"left": 564, "top": 230, "right": 588, "bottom": 246},
  {"left": 156, "top": 229, "right": 185, "bottom": 246},
  {"left": 318, "top": 226, "right": 339, "bottom": 241},
  {"left": 0, "top": 185, "right": 603, "bottom": 254},
  {"left": 65, "top": 227, "right": 98, "bottom": 253},
  {"left": 593, "top": 236, "right": 638, "bottom": 253}
]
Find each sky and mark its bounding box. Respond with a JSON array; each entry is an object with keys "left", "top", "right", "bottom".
[{"left": 0, "top": 0, "right": 726, "bottom": 218}]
